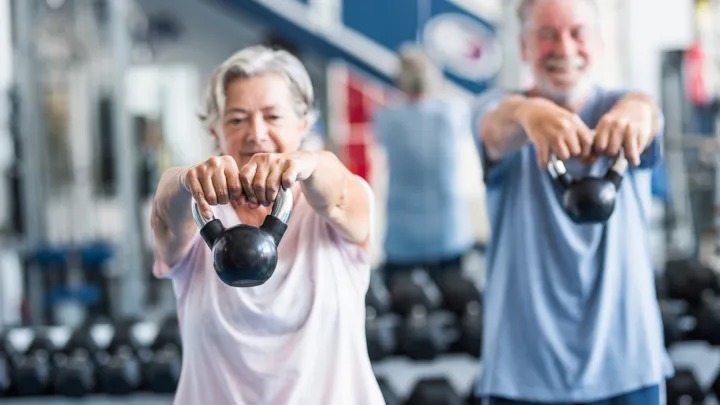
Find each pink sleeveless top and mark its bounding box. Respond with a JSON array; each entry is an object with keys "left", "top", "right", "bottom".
[{"left": 152, "top": 179, "right": 384, "bottom": 405}]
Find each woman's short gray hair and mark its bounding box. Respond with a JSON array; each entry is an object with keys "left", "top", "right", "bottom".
[
  {"left": 197, "top": 45, "right": 318, "bottom": 131},
  {"left": 395, "top": 44, "right": 443, "bottom": 97}
]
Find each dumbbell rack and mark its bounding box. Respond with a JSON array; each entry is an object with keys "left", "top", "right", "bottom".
[{"left": 660, "top": 260, "right": 720, "bottom": 405}]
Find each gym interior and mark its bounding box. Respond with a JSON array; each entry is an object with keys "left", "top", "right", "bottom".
[{"left": 0, "top": 0, "right": 719, "bottom": 403}]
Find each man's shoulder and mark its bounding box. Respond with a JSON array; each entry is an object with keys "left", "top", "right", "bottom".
[
  {"left": 473, "top": 87, "right": 515, "bottom": 108},
  {"left": 590, "top": 85, "right": 631, "bottom": 104}
]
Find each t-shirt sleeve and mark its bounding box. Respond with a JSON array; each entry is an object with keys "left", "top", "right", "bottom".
[
  {"left": 152, "top": 231, "right": 202, "bottom": 281},
  {"left": 638, "top": 110, "right": 664, "bottom": 170},
  {"left": 354, "top": 175, "right": 375, "bottom": 264},
  {"left": 471, "top": 88, "right": 521, "bottom": 187}
]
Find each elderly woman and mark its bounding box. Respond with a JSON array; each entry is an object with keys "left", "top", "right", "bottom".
[
  {"left": 150, "top": 46, "right": 384, "bottom": 404},
  {"left": 373, "top": 45, "right": 475, "bottom": 283}
]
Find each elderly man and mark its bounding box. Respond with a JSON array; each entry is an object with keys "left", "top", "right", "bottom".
[{"left": 472, "top": 1, "right": 672, "bottom": 405}]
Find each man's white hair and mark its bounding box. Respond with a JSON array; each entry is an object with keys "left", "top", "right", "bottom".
[
  {"left": 197, "top": 45, "right": 318, "bottom": 131},
  {"left": 516, "top": 0, "right": 599, "bottom": 31}
]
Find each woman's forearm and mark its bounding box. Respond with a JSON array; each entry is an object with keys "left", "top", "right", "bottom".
[
  {"left": 300, "top": 150, "right": 370, "bottom": 243},
  {"left": 150, "top": 166, "right": 198, "bottom": 266}
]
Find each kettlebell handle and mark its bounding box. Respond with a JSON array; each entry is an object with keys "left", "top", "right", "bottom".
[
  {"left": 547, "top": 150, "right": 628, "bottom": 190},
  {"left": 191, "top": 187, "right": 294, "bottom": 229}
]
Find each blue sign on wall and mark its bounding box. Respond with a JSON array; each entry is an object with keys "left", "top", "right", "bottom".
[
  {"left": 342, "top": 0, "right": 501, "bottom": 93},
  {"left": 212, "top": 0, "right": 499, "bottom": 94}
]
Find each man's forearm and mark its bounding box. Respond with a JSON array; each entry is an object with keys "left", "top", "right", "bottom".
[
  {"left": 615, "top": 92, "right": 663, "bottom": 140},
  {"left": 480, "top": 94, "right": 532, "bottom": 161}
]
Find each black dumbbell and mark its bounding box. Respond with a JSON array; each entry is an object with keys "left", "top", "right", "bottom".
[
  {"left": 53, "top": 327, "right": 100, "bottom": 397},
  {"left": 376, "top": 377, "right": 400, "bottom": 405},
  {"left": 450, "top": 301, "right": 483, "bottom": 358},
  {"left": 396, "top": 306, "right": 456, "bottom": 360},
  {"left": 665, "top": 258, "right": 720, "bottom": 307},
  {"left": 708, "top": 369, "right": 720, "bottom": 403},
  {"left": 389, "top": 269, "right": 443, "bottom": 317},
  {"left": 99, "top": 319, "right": 153, "bottom": 395},
  {"left": 689, "top": 293, "right": 720, "bottom": 345},
  {"left": 365, "top": 307, "right": 397, "bottom": 362},
  {"left": 367, "top": 271, "right": 392, "bottom": 314},
  {"left": 467, "top": 388, "right": 483, "bottom": 405},
  {"left": 6, "top": 327, "right": 63, "bottom": 396},
  {"left": 406, "top": 377, "right": 463, "bottom": 405},
  {"left": 659, "top": 299, "right": 693, "bottom": 347},
  {"left": 146, "top": 317, "right": 182, "bottom": 393},
  {"left": 656, "top": 274, "right": 668, "bottom": 300},
  {"left": 433, "top": 270, "right": 482, "bottom": 316},
  {"left": 666, "top": 369, "right": 704, "bottom": 405},
  {"left": 0, "top": 350, "right": 11, "bottom": 395}
]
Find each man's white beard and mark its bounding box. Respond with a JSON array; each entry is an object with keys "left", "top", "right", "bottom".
[{"left": 536, "top": 77, "right": 592, "bottom": 108}]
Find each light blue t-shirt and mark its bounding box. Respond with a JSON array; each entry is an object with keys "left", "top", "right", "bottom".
[
  {"left": 471, "top": 86, "right": 674, "bottom": 402},
  {"left": 373, "top": 98, "right": 475, "bottom": 263}
]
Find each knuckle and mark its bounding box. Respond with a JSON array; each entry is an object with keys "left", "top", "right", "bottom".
[
  {"left": 207, "top": 156, "right": 221, "bottom": 167},
  {"left": 558, "top": 117, "right": 572, "bottom": 130},
  {"left": 253, "top": 182, "right": 264, "bottom": 191},
  {"left": 238, "top": 170, "right": 252, "bottom": 181}
]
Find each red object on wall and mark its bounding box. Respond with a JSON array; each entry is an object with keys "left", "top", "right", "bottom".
[
  {"left": 684, "top": 41, "right": 711, "bottom": 105},
  {"left": 329, "top": 63, "right": 397, "bottom": 183}
]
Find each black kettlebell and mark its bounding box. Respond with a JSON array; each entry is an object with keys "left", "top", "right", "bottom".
[
  {"left": 547, "top": 151, "right": 628, "bottom": 224},
  {"left": 192, "top": 187, "right": 293, "bottom": 287}
]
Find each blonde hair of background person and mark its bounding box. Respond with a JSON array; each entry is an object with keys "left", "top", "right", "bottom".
[
  {"left": 395, "top": 44, "right": 444, "bottom": 98},
  {"left": 150, "top": 45, "right": 385, "bottom": 405}
]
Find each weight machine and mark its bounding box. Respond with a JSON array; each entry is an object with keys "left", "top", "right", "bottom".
[{"left": 660, "top": 48, "right": 720, "bottom": 266}]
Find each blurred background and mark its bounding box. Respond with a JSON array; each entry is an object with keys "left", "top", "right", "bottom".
[{"left": 0, "top": 0, "right": 718, "bottom": 403}]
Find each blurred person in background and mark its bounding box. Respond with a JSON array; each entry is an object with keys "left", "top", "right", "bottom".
[
  {"left": 150, "top": 45, "right": 384, "bottom": 405},
  {"left": 373, "top": 44, "right": 475, "bottom": 285},
  {"left": 471, "top": 0, "right": 671, "bottom": 405}
]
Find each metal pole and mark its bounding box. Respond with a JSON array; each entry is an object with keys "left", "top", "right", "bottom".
[
  {"left": 14, "top": 0, "right": 49, "bottom": 325},
  {"left": 498, "top": 0, "right": 523, "bottom": 90},
  {"left": 110, "top": 0, "right": 145, "bottom": 318},
  {"left": 661, "top": 51, "right": 696, "bottom": 259},
  {"left": 14, "top": 0, "right": 47, "bottom": 244},
  {"left": 0, "top": 0, "right": 12, "bottom": 234},
  {"left": 714, "top": 108, "right": 720, "bottom": 253}
]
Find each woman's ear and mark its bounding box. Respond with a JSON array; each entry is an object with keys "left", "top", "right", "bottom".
[
  {"left": 299, "top": 117, "right": 310, "bottom": 133},
  {"left": 210, "top": 128, "right": 222, "bottom": 155}
]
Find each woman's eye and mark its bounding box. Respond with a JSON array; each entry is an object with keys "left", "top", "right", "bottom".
[
  {"left": 227, "top": 118, "right": 245, "bottom": 125},
  {"left": 265, "top": 115, "right": 281, "bottom": 122}
]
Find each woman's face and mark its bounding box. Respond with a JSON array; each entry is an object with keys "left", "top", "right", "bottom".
[{"left": 214, "top": 73, "right": 308, "bottom": 169}]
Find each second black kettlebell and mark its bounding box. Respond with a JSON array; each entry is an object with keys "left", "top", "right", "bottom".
[
  {"left": 192, "top": 188, "right": 293, "bottom": 287},
  {"left": 547, "top": 152, "right": 628, "bottom": 224}
]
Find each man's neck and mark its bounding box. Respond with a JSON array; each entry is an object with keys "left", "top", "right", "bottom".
[{"left": 528, "top": 86, "right": 592, "bottom": 113}]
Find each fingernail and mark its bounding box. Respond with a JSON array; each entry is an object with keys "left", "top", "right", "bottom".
[
  {"left": 204, "top": 210, "right": 212, "bottom": 219},
  {"left": 263, "top": 202, "right": 271, "bottom": 207}
]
